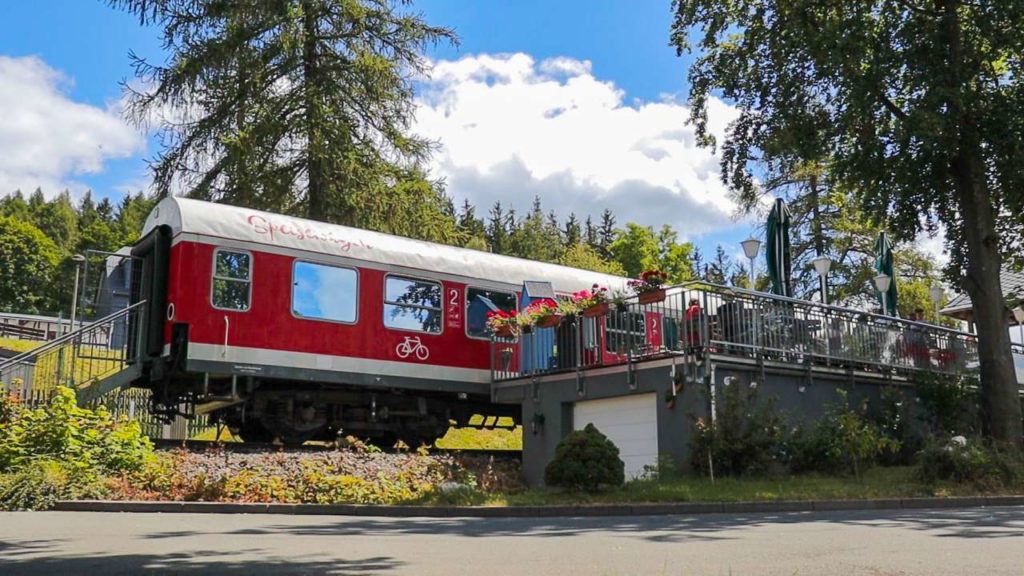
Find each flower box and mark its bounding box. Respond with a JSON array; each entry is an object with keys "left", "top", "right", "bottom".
[
  {"left": 535, "top": 313, "right": 564, "bottom": 329},
  {"left": 637, "top": 288, "right": 666, "bottom": 305},
  {"left": 582, "top": 302, "right": 609, "bottom": 318},
  {"left": 493, "top": 324, "right": 517, "bottom": 338}
]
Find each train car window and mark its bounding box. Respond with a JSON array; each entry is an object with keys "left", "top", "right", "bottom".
[
  {"left": 465, "top": 288, "right": 516, "bottom": 339},
  {"left": 211, "top": 249, "right": 251, "bottom": 311},
  {"left": 383, "top": 275, "right": 442, "bottom": 333},
  {"left": 292, "top": 261, "right": 358, "bottom": 323},
  {"left": 605, "top": 310, "right": 645, "bottom": 354}
]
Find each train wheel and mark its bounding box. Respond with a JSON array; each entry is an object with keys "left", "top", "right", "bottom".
[{"left": 235, "top": 422, "right": 275, "bottom": 443}]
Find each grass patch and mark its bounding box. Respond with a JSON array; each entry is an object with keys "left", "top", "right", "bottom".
[
  {"left": 435, "top": 416, "right": 522, "bottom": 450},
  {"left": 468, "top": 467, "right": 1023, "bottom": 507},
  {"left": 0, "top": 337, "right": 41, "bottom": 354}
]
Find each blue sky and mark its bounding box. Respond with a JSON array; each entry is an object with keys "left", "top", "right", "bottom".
[{"left": 0, "top": 0, "right": 750, "bottom": 253}]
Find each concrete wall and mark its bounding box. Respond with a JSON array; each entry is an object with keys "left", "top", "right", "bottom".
[{"left": 495, "top": 356, "right": 916, "bottom": 486}]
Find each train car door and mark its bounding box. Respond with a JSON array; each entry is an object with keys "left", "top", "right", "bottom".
[{"left": 129, "top": 224, "right": 171, "bottom": 364}]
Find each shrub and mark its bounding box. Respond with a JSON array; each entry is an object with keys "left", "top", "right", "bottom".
[
  {"left": 544, "top": 424, "right": 624, "bottom": 491},
  {"left": 0, "top": 387, "right": 153, "bottom": 476},
  {"left": 0, "top": 459, "right": 107, "bottom": 511},
  {"left": 916, "top": 439, "right": 1024, "bottom": 490},
  {"left": 639, "top": 453, "right": 683, "bottom": 483},
  {"left": 786, "top": 390, "right": 899, "bottom": 478},
  {"left": 690, "top": 380, "right": 786, "bottom": 477},
  {"left": 914, "top": 373, "right": 981, "bottom": 437}
]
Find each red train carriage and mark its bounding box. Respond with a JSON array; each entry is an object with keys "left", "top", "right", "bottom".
[{"left": 127, "top": 198, "right": 631, "bottom": 445}]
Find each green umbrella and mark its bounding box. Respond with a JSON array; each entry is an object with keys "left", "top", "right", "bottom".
[
  {"left": 766, "top": 198, "right": 793, "bottom": 298},
  {"left": 874, "top": 231, "right": 899, "bottom": 316}
]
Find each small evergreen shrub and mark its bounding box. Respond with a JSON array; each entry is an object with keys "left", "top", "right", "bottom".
[
  {"left": 690, "top": 380, "right": 785, "bottom": 476},
  {"left": 544, "top": 424, "right": 624, "bottom": 491},
  {"left": 916, "top": 439, "right": 1024, "bottom": 490}
]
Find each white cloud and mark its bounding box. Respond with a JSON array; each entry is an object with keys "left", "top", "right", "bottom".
[
  {"left": 0, "top": 55, "right": 144, "bottom": 197},
  {"left": 415, "top": 53, "right": 743, "bottom": 238}
]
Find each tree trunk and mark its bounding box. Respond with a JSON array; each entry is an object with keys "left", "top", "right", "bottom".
[
  {"left": 302, "top": 0, "right": 325, "bottom": 219},
  {"left": 940, "top": 0, "right": 1021, "bottom": 446},
  {"left": 954, "top": 152, "right": 1022, "bottom": 446},
  {"left": 807, "top": 172, "right": 828, "bottom": 302}
]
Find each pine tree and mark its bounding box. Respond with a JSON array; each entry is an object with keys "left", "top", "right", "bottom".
[
  {"left": 598, "top": 209, "right": 616, "bottom": 259},
  {"left": 111, "top": 0, "right": 456, "bottom": 233},
  {"left": 563, "top": 213, "right": 582, "bottom": 248},
  {"left": 486, "top": 202, "right": 508, "bottom": 255}
]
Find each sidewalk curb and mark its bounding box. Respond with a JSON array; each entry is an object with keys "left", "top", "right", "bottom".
[{"left": 53, "top": 496, "right": 1024, "bottom": 518}]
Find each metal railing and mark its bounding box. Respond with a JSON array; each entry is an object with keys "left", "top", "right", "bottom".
[
  {"left": 0, "top": 300, "right": 147, "bottom": 397},
  {"left": 491, "top": 282, "right": 1004, "bottom": 381}
]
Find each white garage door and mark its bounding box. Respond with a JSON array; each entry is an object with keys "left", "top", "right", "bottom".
[{"left": 573, "top": 393, "right": 658, "bottom": 480}]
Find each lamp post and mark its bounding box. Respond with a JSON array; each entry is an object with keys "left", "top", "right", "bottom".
[
  {"left": 929, "top": 284, "right": 944, "bottom": 323},
  {"left": 873, "top": 273, "right": 891, "bottom": 316},
  {"left": 810, "top": 255, "right": 831, "bottom": 305},
  {"left": 740, "top": 237, "right": 761, "bottom": 289},
  {"left": 69, "top": 254, "right": 86, "bottom": 334}
]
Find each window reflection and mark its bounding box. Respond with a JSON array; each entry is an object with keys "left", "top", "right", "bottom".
[
  {"left": 466, "top": 288, "right": 516, "bottom": 338},
  {"left": 384, "top": 276, "right": 442, "bottom": 333},
  {"left": 292, "top": 262, "right": 357, "bottom": 323},
  {"left": 212, "top": 250, "right": 251, "bottom": 311}
]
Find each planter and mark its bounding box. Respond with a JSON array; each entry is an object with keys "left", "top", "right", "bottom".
[
  {"left": 535, "top": 313, "right": 564, "bottom": 329},
  {"left": 637, "top": 288, "right": 666, "bottom": 305},
  {"left": 582, "top": 302, "right": 609, "bottom": 318},
  {"left": 493, "top": 325, "right": 517, "bottom": 338}
]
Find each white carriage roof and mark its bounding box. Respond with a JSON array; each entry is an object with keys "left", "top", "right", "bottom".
[{"left": 143, "top": 197, "right": 631, "bottom": 293}]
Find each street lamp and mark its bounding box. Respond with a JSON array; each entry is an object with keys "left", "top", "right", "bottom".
[
  {"left": 810, "top": 255, "right": 831, "bottom": 305},
  {"left": 69, "top": 254, "right": 86, "bottom": 334},
  {"left": 929, "top": 284, "right": 944, "bottom": 323},
  {"left": 740, "top": 237, "right": 761, "bottom": 289},
  {"left": 873, "top": 273, "right": 891, "bottom": 316}
]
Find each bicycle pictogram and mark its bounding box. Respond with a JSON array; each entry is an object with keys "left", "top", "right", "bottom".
[{"left": 395, "top": 336, "right": 430, "bottom": 361}]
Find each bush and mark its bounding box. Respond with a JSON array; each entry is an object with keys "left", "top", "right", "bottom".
[
  {"left": 786, "top": 390, "right": 899, "bottom": 479},
  {"left": 691, "top": 380, "right": 785, "bottom": 477},
  {"left": 544, "top": 424, "right": 624, "bottom": 491},
  {"left": 916, "top": 439, "right": 1024, "bottom": 490},
  {"left": 914, "top": 373, "right": 981, "bottom": 437},
  {"left": 0, "top": 387, "right": 153, "bottom": 476},
  {"left": 0, "top": 459, "right": 107, "bottom": 511}
]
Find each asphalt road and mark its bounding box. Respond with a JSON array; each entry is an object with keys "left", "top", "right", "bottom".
[{"left": 1, "top": 508, "right": 1023, "bottom": 575}]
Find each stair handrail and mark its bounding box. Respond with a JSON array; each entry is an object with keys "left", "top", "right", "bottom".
[{"left": 0, "top": 300, "right": 148, "bottom": 372}]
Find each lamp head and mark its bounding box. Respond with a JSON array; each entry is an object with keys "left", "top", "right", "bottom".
[
  {"left": 810, "top": 255, "right": 831, "bottom": 278},
  {"left": 740, "top": 237, "right": 762, "bottom": 260},
  {"left": 873, "top": 273, "right": 891, "bottom": 293},
  {"left": 929, "top": 284, "right": 944, "bottom": 305},
  {"left": 71, "top": 254, "right": 86, "bottom": 263},
  {"left": 1013, "top": 306, "right": 1024, "bottom": 325}
]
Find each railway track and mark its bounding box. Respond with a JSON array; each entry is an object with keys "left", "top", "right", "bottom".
[{"left": 151, "top": 438, "right": 521, "bottom": 459}]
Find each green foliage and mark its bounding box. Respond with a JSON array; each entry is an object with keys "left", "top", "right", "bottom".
[
  {"left": 0, "top": 215, "right": 60, "bottom": 313},
  {"left": 0, "top": 190, "right": 154, "bottom": 315},
  {"left": 639, "top": 453, "right": 683, "bottom": 483},
  {"left": 691, "top": 381, "right": 786, "bottom": 476},
  {"left": 0, "top": 459, "right": 107, "bottom": 511},
  {"left": 559, "top": 243, "right": 626, "bottom": 276},
  {"left": 609, "top": 223, "right": 696, "bottom": 282},
  {"left": 110, "top": 0, "right": 458, "bottom": 238},
  {"left": 544, "top": 424, "right": 625, "bottom": 491},
  {"left": 0, "top": 387, "right": 153, "bottom": 477},
  {"left": 914, "top": 373, "right": 981, "bottom": 437},
  {"left": 787, "top": 391, "right": 900, "bottom": 479},
  {"left": 916, "top": 440, "right": 1024, "bottom": 491},
  {"left": 670, "top": 0, "right": 1024, "bottom": 445}
]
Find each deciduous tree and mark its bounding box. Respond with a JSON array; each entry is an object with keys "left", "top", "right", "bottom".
[{"left": 672, "top": 0, "right": 1024, "bottom": 444}]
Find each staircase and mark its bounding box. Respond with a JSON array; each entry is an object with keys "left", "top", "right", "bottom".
[{"left": 0, "top": 301, "right": 147, "bottom": 404}]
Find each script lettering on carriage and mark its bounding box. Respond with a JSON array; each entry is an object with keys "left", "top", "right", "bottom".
[{"left": 245, "top": 214, "right": 372, "bottom": 252}]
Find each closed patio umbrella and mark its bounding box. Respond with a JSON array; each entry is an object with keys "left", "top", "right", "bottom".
[
  {"left": 766, "top": 198, "right": 793, "bottom": 298},
  {"left": 874, "top": 231, "right": 899, "bottom": 316}
]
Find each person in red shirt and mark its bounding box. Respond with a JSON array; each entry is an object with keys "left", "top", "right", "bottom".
[{"left": 685, "top": 297, "right": 703, "bottom": 350}]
